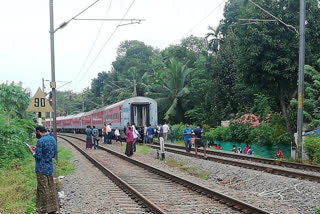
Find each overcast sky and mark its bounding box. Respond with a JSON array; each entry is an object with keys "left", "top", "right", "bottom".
[{"left": 0, "top": 0, "right": 225, "bottom": 95}]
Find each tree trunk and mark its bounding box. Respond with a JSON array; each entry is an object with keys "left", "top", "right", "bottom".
[{"left": 279, "top": 90, "right": 293, "bottom": 136}]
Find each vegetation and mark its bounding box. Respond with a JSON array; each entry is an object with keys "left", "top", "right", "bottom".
[
  {"left": 304, "top": 136, "right": 320, "bottom": 163},
  {"left": 316, "top": 208, "right": 320, "bottom": 214},
  {"left": 53, "top": 1, "right": 320, "bottom": 145},
  {"left": 136, "top": 144, "right": 150, "bottom": 155},
  {"left": 0, "top": 83, "right": 75, "bottom": 213},
  {"left": 165, "top": 158, "right": 209, "bottom": 180}
]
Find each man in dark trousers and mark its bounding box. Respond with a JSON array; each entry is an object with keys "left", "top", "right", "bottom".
[
  {"left": 193, "top": 124, "right": 207, "bottom": 159},
  {"left": 28, "top": 125, "right": 59, "bottom": 214}
]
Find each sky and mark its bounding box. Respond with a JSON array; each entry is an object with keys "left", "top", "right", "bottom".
[{"left": 0, "top": 0, "right": 225, "bottom": 95}]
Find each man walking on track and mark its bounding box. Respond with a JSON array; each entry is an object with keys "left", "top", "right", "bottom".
[
  {"left": 162, "top": 122, "right": 169, "bottom": 144},
  {"left": 183, "top": 123, "right": 192, "bottom": 152},
  {"left": 28, "top": 125, "right": 59, "bottom": 214},
  {"left": 193, "top": 124, "right": 207, "bottom": 159}
]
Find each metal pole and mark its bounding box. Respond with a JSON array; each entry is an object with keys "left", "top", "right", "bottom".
[
  {"left": 297, "top": 0, "right": 306, "bottom": 159},
  {"left": 49, "top": 0, "right": 58, "bottom": 160}
]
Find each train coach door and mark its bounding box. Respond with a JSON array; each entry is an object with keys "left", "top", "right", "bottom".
[{"left": 131, "top": 104, "right": 150, "bottom": 127}]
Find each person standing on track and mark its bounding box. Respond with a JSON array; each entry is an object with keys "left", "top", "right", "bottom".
[
  {"left": 143, "top": 125, "right": 148, "bottom": 144},
  {"left": 170, "top": 127, "right": 175, "bottom": 144},
  {"left": 85, "top": 126, "right": 93, "bottom": 149},
  {"left": 28, "top": 125, "right": 59, "bottom": 214},
  {"left": 107, "top": 123, "right": 112, "bottom": 144},
  {"left": 147, "top": 124, "right": 154, "bottom": 144},
  {"left": 125, "top": 125, "right": 134, "bottom": 157},
  {"left": 103, "top": 123, "right": 107, "bottom": 144},
  {"left": 183, "top": 123, "right": 192, "bottom": 152},
  {"left": 92, "top": 126, "right": 99, "bottom": 150},
  {"left": 193, "top": 124, "right": 207, "bottom": 159},
  {"left": 162, "top": 122, "right": 169, "bottom": 144}
]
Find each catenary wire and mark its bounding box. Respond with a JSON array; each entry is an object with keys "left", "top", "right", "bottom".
[
  {"left": 184, "top": 0, "right": 226, "bottom": 37},
  {"left": 76, "top": 0, "right": 136, "bottom": 89},
  {"left": 67, "top": 0, "right": 113, "bottom": 92}
]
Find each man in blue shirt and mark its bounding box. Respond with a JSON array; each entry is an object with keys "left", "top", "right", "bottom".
[
  {"left": 183, "top": 123, "right": 192, "bottom": 152},
  {"left": 147, "top": 124, "right": 154, "bottom": 144},
  {"left": 28, "top": 125, "right": 59, "bottom": 214}
]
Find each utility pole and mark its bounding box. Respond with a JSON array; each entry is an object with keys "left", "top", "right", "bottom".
[
  {"left": 297, "top": 0, "right": 306, "bottom": 159},
  {"left": 42, "top": 78, "right": 45, "bottom": 92},
  {"left": 49, "top": 0, "right": 58, "bottom": 160}
]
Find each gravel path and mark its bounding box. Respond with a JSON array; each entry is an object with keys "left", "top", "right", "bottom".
[
  {"left": 62, "top": 134, "right": 320, "bottom": 213},
  {"left": 103, "top": 142, "right": 319, "bottom": 214},
  {"left": 58, "top": 138, "right": 148, "bottom": 214}
]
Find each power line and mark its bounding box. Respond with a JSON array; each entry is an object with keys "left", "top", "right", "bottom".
[
  {"left": 54, "top": 0, "right": 103, "bottom": 33},
  {"left": 77, "top": 0, "right": 136, "bottom": 87},
  {"left": 247, "top": 0, "right": 298, "bottom": 34},
  {"left": 68, "top": 0, "right": 113, "bottom": 92},
  {"left": 184, "top": 0, "right": 226, "bottom": 37}
]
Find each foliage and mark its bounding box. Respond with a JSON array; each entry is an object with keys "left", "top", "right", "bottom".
[
  {"left": 229, "top": 122, "right": 252, "bottom": 143},
  {"left": 0, "top": 83, "right": 30, "bottom": 125},
  {"left": 234, "top": 114, "right": 260, "bottom": 127},
  {"left": 0, "top": 84, "right": 35, "bottom": 169},
  {"left": 0, "top": 156, "right": 36, "bottom": 214},
  {"left": 0, "top": 146, "right": 74, "bottom": 213},
  {"left": 316, "top": 208, "right": 320, "bottom": 214},
  {"left": 248, "top": 123, "right": 273, "bottom": 145},
  {"left": 304, "top": 136, "right": 320, "bottom": 163},
  {"left": 205, "top": 126, "right": 230, "bottom": 142}
]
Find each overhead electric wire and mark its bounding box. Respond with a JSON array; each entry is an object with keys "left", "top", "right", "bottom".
[
  {"left": 184, "top": 0, "right": 226, "bottom": 37},
  {"left": 77, "top": 0, "right": 136, "bottom": 87},
  {"left": 54, "top": 0, "right": 103, "bottom": 33},
  {"left": 68, "top": 0, "right": 113, "bottom": 92}
]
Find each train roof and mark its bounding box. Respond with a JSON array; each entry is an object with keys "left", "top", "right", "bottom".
[{"left": 49, "top": 96, "right": 156, "bottom": 119}]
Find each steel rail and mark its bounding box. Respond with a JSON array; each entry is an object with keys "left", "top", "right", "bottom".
[
  {"left": 59, "top": 134, "right": 271, "bottom": 214},
  {"left": 152, "top": 142, "right": 320, "bottom": 173},
  {"left": 150, "top": 144, "right": 320, "bottom": 183},
  {"left": 58, "top": 135, "right": 166, "bottom": 214}
]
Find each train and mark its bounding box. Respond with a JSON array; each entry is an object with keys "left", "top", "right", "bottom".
[{"left": 45, "top": 96, "right": 157, "bottom": 134}]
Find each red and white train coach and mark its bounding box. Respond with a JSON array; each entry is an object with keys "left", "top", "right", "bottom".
[{"left": 46, "top": 96, "right": 157, "bottom": 132}]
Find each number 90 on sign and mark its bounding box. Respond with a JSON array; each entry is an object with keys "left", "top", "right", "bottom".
[{"left": 34, "top": 98, "right": 46, "bottom": 107}]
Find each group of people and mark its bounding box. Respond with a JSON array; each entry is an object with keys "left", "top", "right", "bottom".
[
  {"left": 183, "top": 123, "right": 207, "bottom": 159},
  {"left": 232, "top": 145, "right": 253, "bottom": 155},
  {"left": 85, "top": 125, "right": 100, "bottom": 149}
]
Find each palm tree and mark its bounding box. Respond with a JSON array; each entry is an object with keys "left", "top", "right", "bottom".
[
  {"left": 155, "top": 58, "right": 192, "bottom": 121},
  {"left": 205, "top": 26, "right": 221, "bottom": 53}
]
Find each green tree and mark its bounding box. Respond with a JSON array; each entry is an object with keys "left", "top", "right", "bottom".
[
  {"left": 154, "top": 58, "right": 192, "bottom": 122},
  {"left": 0, "top": 83, "right": 30, "bottom": 126}
]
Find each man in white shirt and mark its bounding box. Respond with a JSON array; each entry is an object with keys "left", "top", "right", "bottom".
[
  {"left": 162, "top": 123, "right": 169, "bottom": 144},
  {"left": 107, "top": 123, "right": 112, "bottom": 144}
]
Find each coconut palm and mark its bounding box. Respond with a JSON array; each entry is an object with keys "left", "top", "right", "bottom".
[{"left": 155, "top": 58, "right": 192, "bottom": 121}]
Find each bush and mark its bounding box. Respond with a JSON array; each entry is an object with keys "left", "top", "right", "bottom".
[
  {"left": 316, "top": 208, "right": 320, "bottom": 214},
  {"left": 205, "top": 126, "right": 230, "bottom": 142},
  {"left": 248, "top": 123, "right": 273, "bottom": 145},
  {"left": 229, "top": 122, "right": 252, "bottom": 143},
  {"left": 304, "top": 136, "right": 320, "bottom": 163}
]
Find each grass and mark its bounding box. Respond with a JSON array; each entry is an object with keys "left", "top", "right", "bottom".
[
  {"left": 0, "top": 146, "right": 74, "bottom": 214},
  {"left": 136, "top": 144, "right": 150, "bottom": 155},
  {"left": 54, "top": 146, "right": 75, "bottom": 176},
  {"left": 165, "top": 158, "right": 209, "bottom": 180}
]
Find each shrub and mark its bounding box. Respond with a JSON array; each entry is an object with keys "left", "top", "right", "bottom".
[
  {"left": 248, "top": 123, "right": 273, "bottom": 145},
  {"left": 204, "top": 126, "right": 230, "bottom": 142},
  {"left": 316, "top": 208, "right": 320, "bottom": 214},
  {"left": 229, "top": 122, "right": 252, "bottom": 143},
  {"left": 304, "top": 136, "right": 320, "bottom": 163}
]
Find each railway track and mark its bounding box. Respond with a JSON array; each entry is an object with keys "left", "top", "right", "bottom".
[
  {"left": 152, "top": 142, "right": 320, "bottom": 173},
  {"left": 150, "top": 142, "right": 320, "bottom": 183},
  {"left": 58, "top": 134, "right": 270, "bottom": 214}
]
